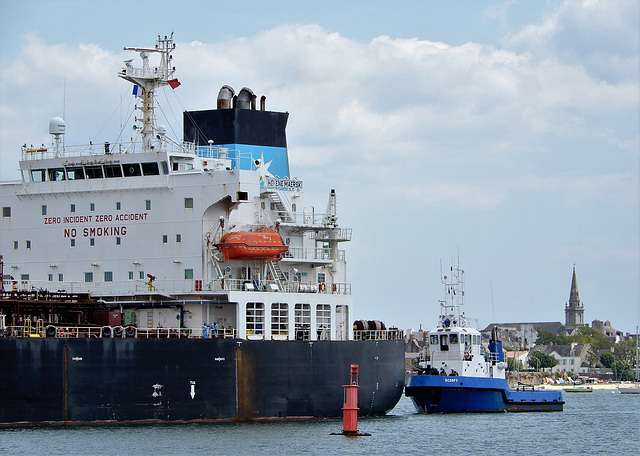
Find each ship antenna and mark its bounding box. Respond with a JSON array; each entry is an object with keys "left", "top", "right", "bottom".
[{"left": 120, "top": 33, "right": 178, "bottom": 153}]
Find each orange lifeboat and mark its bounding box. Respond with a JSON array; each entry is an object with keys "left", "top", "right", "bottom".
[{"left": 216, "top": 227, "right": 288, "bottom": 261}]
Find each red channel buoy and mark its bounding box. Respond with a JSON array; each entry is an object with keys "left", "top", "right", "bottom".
[{"left": 331, "top": 364, "right": 371, "bottom": 437}]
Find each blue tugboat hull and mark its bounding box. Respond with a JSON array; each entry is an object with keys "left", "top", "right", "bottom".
[{"left": 405, "top": 375, "right": 564, "bottom": 413}]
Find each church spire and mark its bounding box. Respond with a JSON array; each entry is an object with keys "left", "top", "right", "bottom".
[
  {"left": 569, "top": 266, "right": 580, "bottom": 306},
  {"left": 565, "top": 265, "right": 585, "bottom": 331}
]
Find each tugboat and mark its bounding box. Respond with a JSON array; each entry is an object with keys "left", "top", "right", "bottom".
[{"left": 405, "top": 262, "right": 564, "bottom": 413}]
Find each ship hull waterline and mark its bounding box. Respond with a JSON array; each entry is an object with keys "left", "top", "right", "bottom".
[{"left": 0, "top": 338, "right": 405, "bottom": 426}]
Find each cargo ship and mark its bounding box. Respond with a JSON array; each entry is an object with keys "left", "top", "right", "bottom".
[
  {"left": 405, "top": 262, "right": 564, "bottom": 413},
  {"left": 0, "top": 34, "right": 405, "bottom": 425}
]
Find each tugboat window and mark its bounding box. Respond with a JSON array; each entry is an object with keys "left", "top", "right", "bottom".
[
  {"left": 440, "top": 334, "right": 449, "bottom": 351},
  {"left": 430, "top": 335, "right": 438, "bottom": 345},
  {"left": 450, "top": 334, "right": 459, "bottom": 344}
]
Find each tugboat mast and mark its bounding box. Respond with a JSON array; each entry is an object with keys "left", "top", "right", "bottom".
[{"left": 119, "top": 33, "right": 177, "bottom": 153}]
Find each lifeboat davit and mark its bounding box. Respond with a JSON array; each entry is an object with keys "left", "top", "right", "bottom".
[{"left": 216, "top": 227, "right": 288, "bottom": 261}]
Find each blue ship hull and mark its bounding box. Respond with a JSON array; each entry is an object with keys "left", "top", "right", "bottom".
[{"left": 405, "top": 375, "right": 564, "bottom": 413}]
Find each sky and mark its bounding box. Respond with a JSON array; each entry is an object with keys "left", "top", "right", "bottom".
[{"left": 1, "top": 0, "right": 638, "bottom": 335}]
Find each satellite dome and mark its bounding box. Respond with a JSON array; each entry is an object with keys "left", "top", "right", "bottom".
[
  {"left": 157, "top": 125, "right": 167, "bottom": 135},
  {"left": 49, "top": 117, "right": 66, "bottom": 135}
]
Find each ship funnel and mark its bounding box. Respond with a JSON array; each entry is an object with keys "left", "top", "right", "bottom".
[
  {"left": 217, "top": 85, "right": 235, "bottom": 109},
  {"left": 237, "top": 87, "right": 255, "bottom": 110}
]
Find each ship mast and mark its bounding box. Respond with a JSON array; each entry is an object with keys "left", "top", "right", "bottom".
[{"left": 119, "top": 33, "right": 177, "bottom": 153}]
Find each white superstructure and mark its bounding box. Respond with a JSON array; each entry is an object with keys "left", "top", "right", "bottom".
[{"left": 0, "top": 35, "right": 388, "bottom": 343}]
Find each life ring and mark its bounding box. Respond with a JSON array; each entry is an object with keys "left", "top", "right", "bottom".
[
  {"left": 318, "top": 283, "right": 326, "bottom": 292},
  {"left": 101, "top": 326, "right": 112, "bottom": 338},
  {"left": 56, "top": 327, "right": 66, "bottom": 338},
  {"left": 125, "top": 326, "right": 136, "bottom": 338},
  {"left": 113, "top": 326, "right": 123, "bottom": 338},
  {"left": 45, "top": 325, "right": 57, "bottom": 338}
]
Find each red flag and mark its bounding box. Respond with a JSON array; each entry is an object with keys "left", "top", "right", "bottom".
[{"left": 167, "top": 78, "right": 181, "bottom": 89}]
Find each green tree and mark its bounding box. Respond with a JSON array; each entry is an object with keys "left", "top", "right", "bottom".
[
  {"left": 575, "top": 326, "right": 611, "bottom": 351},
  {"left": 614, "top": 339, "right": 635, "bottom": 364},
  {"left": 600, "top": 351, "right": 615, "bottom": 368},
  {"left": 535, "top": 329, "right": 571, "bottom": 345},
  {"left": 507, "top": 357, "right": 523, "bottom": 371},
  {"left": 612, "top": 360, "right": 632, "bottom": 381},
  {"left": 528, "top": 351, "right": 558, "bottom": 371}
]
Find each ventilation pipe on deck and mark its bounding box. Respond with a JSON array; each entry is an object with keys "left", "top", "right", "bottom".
[{"left": 217, "top": 85, "right": 235, "bottom": 109}]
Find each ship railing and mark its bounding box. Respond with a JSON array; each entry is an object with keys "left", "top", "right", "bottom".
[
  {"left": 353, "top": 329, "right": 404, "bottom": 341},
  {"left": 283, "top": 247, "right": 334, "bottom": 261},
  {"left": 20, "top": 140, "right": 195, "bottom": 161},
  {"left": 0, "top": 324, "right": 200, "bottom": 339}
]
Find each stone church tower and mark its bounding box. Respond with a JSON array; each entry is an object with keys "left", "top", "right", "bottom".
[{"left": 564, "top": 266, "right": 585, "bottom": 331}]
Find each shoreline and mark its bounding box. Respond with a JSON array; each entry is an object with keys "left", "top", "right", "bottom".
[{"left": 537, "top": 383, "right": 626, "bottom": 391}]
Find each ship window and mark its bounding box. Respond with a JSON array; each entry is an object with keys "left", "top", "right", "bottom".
[
  {"left": 145, "top": 200, "right": 151, "bottom": 210},
  {"left": 294, "top": 303, "right": 311, "bottom": 340},
  {"left": 142, "top": 162, "right": 160, "bottom": 175},
  {"left": 184, "top": 197, "right": 193, "bottom": 209},
  {"left": 184, "top": 269, "right": 193, "bottom": 279},
  {"left": 116, "top": 202, "right": 121, "bottom": 210},
  {"left": 90, "top": 203, "right": 95, "bottom": 212},
  {"left": 318, "top": 272, "right": 326, "bottom": 284},
  {"left": 246, "top": 302, "right": 265, "bottom": 335},
  {"left": 26, "top": 240, "right": 31, "bottom": 249},
  {"left": 31, "top": 169, "right": 45, "bottom": 182},
  {"left": 237, "top": 191, "right": 248, "bottom": 201},
  {"left": 104, "top": 164, "right": 123, "bottom": 178},
  {"left": 20, "top": 274, "right": 29, "bottom": 282},
  {"left": 450, "top": 334, "right": 459, "bottom": 344},
  {"left": 430, "top": 334, "right": 438, "bottom": 345},
  {"left": 84, "top": 272, "right": 93, "bottom": 283},
  {"left": 116, "top": 237, "right": 121, "bottom": 245},
  {"left": 104, "top": 271, "right": 113, "bottom": 282},
  {"left": 90, "top": 238, "right": 95, "bottom": 246},
  {"left": 123, "top": 164, "right": 141, "bottom": 177},
  {"left": 271, "top": 303, "right": 288, "bottom": 336},
  {"left": 58, "top": 273, "right": 63, "bottom": 281},
  {"left": 85, "top": 166, "right": 103, "bottom": 179},
  {"left": 176, "top": 234, "right": 181, "bottom": 243},
  {"left": 66, "top": 167, "right": 84, "bottom": 180},
  {"left": 48, "top": 274, "right": 54, "bottom": 282},
  {"left": 440, "top": 334, "right": 449, "bottom": 351},
  {"left": 41, "top": 205, "right": 47, "bottom": 215},
  {"left": 161, "top": 161, "right": 168, "bottom": 174},
  {"left": 70, "top": 204, "right": 75, "bottom": 213},
  {"left": 2, "top": 207, "right": 11, "bottom": 217},
  {"left": 70, "top": 239, "right": 75, "bottom": 247},
  {"left": 48, "top": 168, "right": 66, "bottom": 181},
  {"left": 13, "top": 241, "right": 18, "bottom": 249},
  {"left": 316, "top": 304, "right": 331, "bottom": 340},
  {"left": 128, "top": 271, "right": 134, "bottom": 280},
  {"left": 139, "top": 271, "right": 144, "bottom": 279},
  {"left": 162, "top": 235, "right": 168, "bottom": 244}
]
